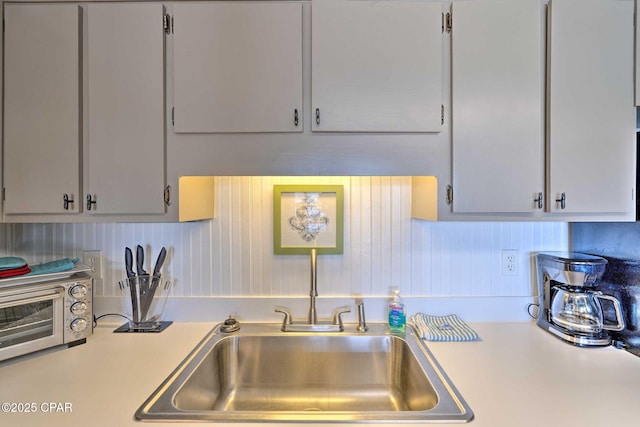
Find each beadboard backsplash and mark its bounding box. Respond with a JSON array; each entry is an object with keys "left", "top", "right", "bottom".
[{"left": 2, "top": 177, "right": 568, "bottom": 299}]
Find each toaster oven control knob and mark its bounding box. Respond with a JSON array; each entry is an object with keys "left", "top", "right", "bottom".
[
  {"left": 69, "top": 284, "right": 87, "bottom": 299},
  {"left": 70, "top": 301, "right": 87, "bottom": 315},
  {"left": 70, "top": 318, "right": 88, "bottom": 332}
]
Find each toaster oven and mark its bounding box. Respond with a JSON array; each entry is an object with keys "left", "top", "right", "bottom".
[{"left": 0, "top": 274, "right": 92, "bottom": 362}]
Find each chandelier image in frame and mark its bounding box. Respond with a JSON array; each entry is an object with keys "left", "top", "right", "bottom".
[{"left": 273, "top": 185, "right": 344, "bottom": 255}]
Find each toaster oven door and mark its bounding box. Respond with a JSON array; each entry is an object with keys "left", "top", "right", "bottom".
[{"left": 0, "top": 286, "right": 65, "bottom": 362}]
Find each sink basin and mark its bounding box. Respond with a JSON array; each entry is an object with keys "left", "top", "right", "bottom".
[{"left": 136, "top": 323, "right": 473, "bottom": 423}]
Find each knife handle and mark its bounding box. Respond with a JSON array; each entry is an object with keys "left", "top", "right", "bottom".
[
  {"left": 152, "top": 247, "right": 167, "bottom": 276},
  {"left": 136, "top": 245, "right": 147, "bottom": 275},
  {"left": 125, "top": 247, "right": 135, "bottom": 278}
]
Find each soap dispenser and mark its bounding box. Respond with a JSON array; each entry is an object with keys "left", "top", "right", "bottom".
[{"left": 388, "top": 288, "right": 406, "bottom": 333}]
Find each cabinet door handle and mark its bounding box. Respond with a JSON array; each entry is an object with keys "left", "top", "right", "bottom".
[
  {"left": 294, "top": 109, "right": 299, "bottom": 127},
  {"left": 164, "top": 185, "right": 171, "bottom": 207},
  {"left": 63, "top": 194, "right": 74, "bottom": 210},
  {"left": 533, "top": 192, "right": 543, "bottom": 209},
  {"left": 555, "top": 192, "right": 566, "bottom": 210},
  {"left": 86, "top": 194, "right": 97, "bottom": 211},
  {"left": 315, "top": 108, "right": 320, "bottom": 126}
]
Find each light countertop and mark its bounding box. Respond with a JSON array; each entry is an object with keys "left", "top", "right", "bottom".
[{"left": 0, "top": 321, "right": 638, "bottom": 427}]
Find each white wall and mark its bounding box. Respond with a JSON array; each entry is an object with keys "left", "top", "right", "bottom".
[
  {"left": 3, "top": 177, "right": 568, "bottom": 304},
  {"left": 0, "top": 224, "right": 14, "bottom": 255}
]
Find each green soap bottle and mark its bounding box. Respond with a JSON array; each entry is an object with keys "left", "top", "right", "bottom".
[{"left": 388, "top": 288, "right": 406, "bottom": 333}]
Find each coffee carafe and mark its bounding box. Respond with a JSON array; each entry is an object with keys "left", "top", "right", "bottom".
[{"left": 536, "top": 252, "right": 625, "bottom": 347}]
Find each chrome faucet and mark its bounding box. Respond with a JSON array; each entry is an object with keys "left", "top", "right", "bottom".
[
  {"left": 308, "top": 248, "right": 318, "bottom": 324},
  {"left": 275, "top": 249, "right": 350, "bottom": 332},
  {"left": 356, "top": 298, "right": 368, "bottom": 333}
]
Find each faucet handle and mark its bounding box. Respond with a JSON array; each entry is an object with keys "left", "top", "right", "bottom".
[
  {"left": 332, "top": 306, "right": 351, "bottom": 327},
  {"left": 275, "top": 306, "right": 293, "bottom": 325}
]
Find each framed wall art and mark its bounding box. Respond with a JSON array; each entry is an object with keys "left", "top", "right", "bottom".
[{"left": 273, "top": 185, "right": 344, "bottom": 255}]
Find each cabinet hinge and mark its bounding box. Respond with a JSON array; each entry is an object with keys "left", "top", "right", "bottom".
[
  {"left": 444, "top": 12, "right": 452, "bottom": 33},
  {"left": 2, "top": 188, "right": 5, "bottom": 202},
  {"left": 163, "top": 13, "right": 172, "bottom": 34},
  {"left": 446, "top": 185, "right": 453, "bottom": 206},
  {"left": 441, "top": 104, "right": 445, "bottom": 125},
  {"left": 172, "top": 107, "right": 175, "bottom": 126}
]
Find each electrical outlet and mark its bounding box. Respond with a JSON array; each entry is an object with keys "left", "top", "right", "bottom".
[
  {"left": 501, "top": 249, "right": 518, "bottom": 276},
  {"left": 83, "top": 250, "right": 103, "bottom": 279}
]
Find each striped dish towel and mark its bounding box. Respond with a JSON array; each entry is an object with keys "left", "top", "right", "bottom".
[{"left": 410, "top": 313, "right": 479, "bottom": 342}]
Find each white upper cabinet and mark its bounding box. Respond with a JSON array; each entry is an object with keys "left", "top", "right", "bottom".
[
  {"left": 4, "top": 4, "right": 81, "bottom": 214},
  {"left": 172, "top": 2, "right": 303, "bottom": 133},
  {"left": 311, "top": 0, "right": 443, "bottom": 132},
  {"left": 547, "top": 0, "right": 635, "bottom": 214},
  {"left": 86, "top": 3, "right": 166, "bottom": 215},
  {"left": 451, "top": 0, "right": 544, "bottom": 213}
]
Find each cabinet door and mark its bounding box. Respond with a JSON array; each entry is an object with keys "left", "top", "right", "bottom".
[
  {"left": 451, "top": 0, "right": 544, "bottom": 213},
  {"left": 547, "top": 0, "right": 635, "bottom": 214},
  {"left": 86, "top": 3, "right": 166, "bottom": 214},
  {"left": 172, "top": 2, "right": 303, "bottom": 133},
  {"left": 311, "top": 0, "right": 442, "bottom": 132},
  {"left": 4, "top": 4, "right": 81, "bottom": 214}
]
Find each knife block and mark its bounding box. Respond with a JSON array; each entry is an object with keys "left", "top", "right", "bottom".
[{"left": 114, "top": 274, "right": 172, "bottom": 333}]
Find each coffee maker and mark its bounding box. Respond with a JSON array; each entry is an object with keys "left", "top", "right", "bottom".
[{"left": 536, "top": 252, "right": 625, "bottom": 347}]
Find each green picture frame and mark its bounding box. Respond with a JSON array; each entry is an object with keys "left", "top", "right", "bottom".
[{"left": 273, "top": 185, "right": 344, "bottom": 255}]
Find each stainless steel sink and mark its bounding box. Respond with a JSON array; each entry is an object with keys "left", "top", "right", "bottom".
[{"left": 136, "top": 323, "right": 473, "bottom": 423}]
